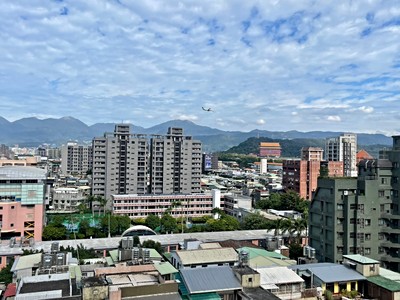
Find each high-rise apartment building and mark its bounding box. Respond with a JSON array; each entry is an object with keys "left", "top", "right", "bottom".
[
  {"left": 92, "top": 125, "right": 202, "bottom": 208},
  {"left": 325, "top": 133, "right": 357, "bottom": 177},
  {"left": 60, "top": 142, "right": 92, "bottom": 175},
  {"left": 92, "top": 124, "right": 149, "bottom": 208},
  {"left": 149, "top": 128, "right": 201, "bottom": 194},
  {"left": 309, "top": 136, "right": 400, "bottom": 271}
]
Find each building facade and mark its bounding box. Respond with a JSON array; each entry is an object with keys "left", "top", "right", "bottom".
[
  {"left": 0, "top": 166, "right": 47, "bottom": 242},
  {"left": 282, "top": 150, "right": 343, "bottom": 200},
  {"left": 149, "top": 127, "right": 202, "bottom": 194},
  {"left": 259, "top": 142, "right": 281, "bottom": 158},
  {"left": 325, "top": 133, "right": 357, "bottom": 177},
  {"left": 92, "top": 124, "right": 149, "bottom": 208},
  {"left": 309, "top": 136, "right": 400, "bottom": 271},
  {"left": 112, "top": 190, "right": 223, "bottom": 219},
  {"left": 60, "top": 142, "right": 92, "bottom": 175}
]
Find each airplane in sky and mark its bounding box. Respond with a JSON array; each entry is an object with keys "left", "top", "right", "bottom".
[{"left": 202, "top": 107, "right": 213, "bottom": 112}]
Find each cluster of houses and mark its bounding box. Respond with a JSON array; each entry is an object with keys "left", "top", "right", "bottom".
[{"left": 3, "top": 231, "right": 400, "bottom": 300}]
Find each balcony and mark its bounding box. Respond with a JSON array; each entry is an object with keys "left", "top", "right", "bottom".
[
  {"left": 380, "top": 227, "right": 400, "bottom": 234},
  {"left": 380, "top": 255, "right": 400, "bottom": 263},
  {"left": 381, "top": 241, "right": 400, "bottom": 248}
]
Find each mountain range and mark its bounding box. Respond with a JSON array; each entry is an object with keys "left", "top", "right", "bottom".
[{"left": 0, "top": 116, "right": 393, "bottom": 152}]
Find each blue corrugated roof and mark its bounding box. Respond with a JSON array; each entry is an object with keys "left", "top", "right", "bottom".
[
  {"left": 290, "top": 263, "right": 366, "bottom": 283},
  {"left": 180, "top": 266, "right": 241, "bottom": 294}
]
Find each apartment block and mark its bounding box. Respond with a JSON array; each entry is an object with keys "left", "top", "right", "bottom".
[
  {"left": 309, "top": 136, "right": 400, "bottom": 271},
  {"left": 325, "top": 133, "right": 357, "bottom": 177},
  {"left": 92, "top": 125, "right": 202, "bottom": 209},
  {"left": 92, "top": 124, "right": 149, "bottom": 208},
  {"left": 149, "top": 127, "right": 202, "bottom": 194},
  {"left": 282, "top": 147, "right": 343, "bottom": 200},
  {"left": 60, "top": 142, "right": 92, "bottom": 175}
]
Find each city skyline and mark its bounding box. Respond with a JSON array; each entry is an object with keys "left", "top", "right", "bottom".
[{"left": 1, "top": 1, "right": 399, "bottom": 135}]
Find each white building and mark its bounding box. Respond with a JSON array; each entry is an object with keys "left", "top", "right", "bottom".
[{"left": 325, "top": 133, "right": 357, "bottom": 177}]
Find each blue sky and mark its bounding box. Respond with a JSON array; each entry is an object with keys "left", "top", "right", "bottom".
[{"left": 0, "top": 1, "right": 399, "bottom": 135}]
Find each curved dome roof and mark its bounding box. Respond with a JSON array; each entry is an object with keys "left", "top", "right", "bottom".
[{"left": 121, "top": 225, "right": 157, "bottom": 237}]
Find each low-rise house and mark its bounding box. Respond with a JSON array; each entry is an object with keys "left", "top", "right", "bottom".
[{"left": 290, "top": 263, "right": 366, "bottom": 296}]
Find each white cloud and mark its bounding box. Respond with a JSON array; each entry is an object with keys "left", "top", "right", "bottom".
[
  {"left": 256, "top": 119, "right": 265, "bottom": 125},
  {"left": 0, "top": 0, "right": 398, "bottom": 134},
  {"left": 327, "top": 115, "right": 341, "bottom": 122},
  {"left": 359, "top": 106, "right": 374, "bottom": 113}
]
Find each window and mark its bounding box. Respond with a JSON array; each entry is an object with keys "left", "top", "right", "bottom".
[
  {"left": 379, "top": 190, "right": 385, "bottom": 197},
  {"left": 337, "top": 204, "right": 344, "bottom": 211},
  {"left": 365, "top": 248, "right": 371, "bottom": 255},
  {"left": 350, "top": 232, "right": 355, "bottom": 238},
  {"left": 365, "top": 219, "right": 371, "bottom": 226},
  {"left": 365, "top": 234, "right": 371, "bottom": 240}
]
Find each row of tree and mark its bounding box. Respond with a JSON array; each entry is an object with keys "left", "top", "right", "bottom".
[{"left": 42, "top": 214, "right": 131, "bottom": 241}]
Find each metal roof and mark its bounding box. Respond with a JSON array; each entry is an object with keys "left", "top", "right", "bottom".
[
  {"left": 343, "top": 254, "right": 379, "bottom": 264},
  {"left": 237, "top": 247, "right": 288, "bottom": 260},
  {"left": 368, "top": 276, "right": 400, "bottom": 292},
  {"left": 176, "top": 247, "right": 238, "bottom": 265},
  {"left": 0, "top": 166, "right": 47, "bottom": 179},
  {"left": 180, "top": 266, "right": 241, "bottom": 294},
  {"left": 290, "top": 263, "right": 366, "bottom": 283},
  {"left": 153, "top": 261, "right": 178, "bottom": 275},
  {"left": 255, "top": 266, "right": 304, "bottom": 286}
]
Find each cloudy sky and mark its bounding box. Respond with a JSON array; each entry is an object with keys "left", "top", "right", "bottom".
[{"left": 1, "top": 1, "right": 399, "bottom": 134}]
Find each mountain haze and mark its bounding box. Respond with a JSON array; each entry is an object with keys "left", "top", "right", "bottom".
[{"left": 0, "top": 116, "right": 392, "bottom": 151}]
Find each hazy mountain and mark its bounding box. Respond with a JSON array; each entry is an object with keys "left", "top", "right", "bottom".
[{"left": 0, "top": 116, "right": 392, "bottom": 151}]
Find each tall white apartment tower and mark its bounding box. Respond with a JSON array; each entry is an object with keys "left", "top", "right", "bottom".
[
  {"left": 325, "top": 133, "right": 357, "bottom": 177},
  {"left": 92, "top": 124, "right": 149, "bottom": 208},
  {"left": 61, "top": 142, "right": 92, "bottom": 175},
  {"left": 149, "top": 127, "right": 202, "bottom": 194}
]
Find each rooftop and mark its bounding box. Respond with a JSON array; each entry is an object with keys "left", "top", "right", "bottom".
[
  {"left": 368, "top": 276, "right": 400, "bottom": 292},
  {"left": 176, "top": 247, "right": 238, "bottom": 265},
  {"left": 289, "top": 263, "right": 366, "bottom": 283},
  {"left": 0, "top": 166, "right": 47, "bottom": 179},
  {"left": 256, "top": 266, "right": 304, "bottom": 287},
  {"left": 180, "top": 266, "right": 241, "bottom": 294},
  {"left": 343, "top": 254, "right": 379, "bottom": 265}
]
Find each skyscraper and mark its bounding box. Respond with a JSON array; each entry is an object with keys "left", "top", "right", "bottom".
[{"left": 325, "top": 133, "right": 357, "bottom": 177}]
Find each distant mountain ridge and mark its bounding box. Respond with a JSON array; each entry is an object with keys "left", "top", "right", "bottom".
[{"left": 0, "top": 116, "right": 392, "bottom": 152}]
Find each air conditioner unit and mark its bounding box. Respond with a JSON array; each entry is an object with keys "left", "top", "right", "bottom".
[{"left": 344, "top": 191, "right": 349, "bottom": 196}]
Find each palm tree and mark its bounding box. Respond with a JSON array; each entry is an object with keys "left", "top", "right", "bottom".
[{"left": 290, "top": 218, "right": 308, "bottom": 244}]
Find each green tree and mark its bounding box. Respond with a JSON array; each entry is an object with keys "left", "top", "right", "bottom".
[
  {"left": 145, "top": 214, "right": 161, "bottom": 230},
  {"left": 0, "top": 258, "right": 14, "bottom": 284},
  {"left": 241, "top": 213, "right": 269, "bottom": 230},
  {"left": 142, "top": 239, "right": 164, "bottom": 254},
  {"left": 42, "top": 225, "right": 67, "bottom": 240},
  {"left": 160, "top": 213, "right": 178, "bottom": 233},
  {"left": 288, "top": 242, "right": 303, "bottom": 261},
  {"left": 206, "top": 215, "right": 240, "bottom": 232},
  {"left": 291, "top": 218, "right": 308, "bottom": 243}
]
